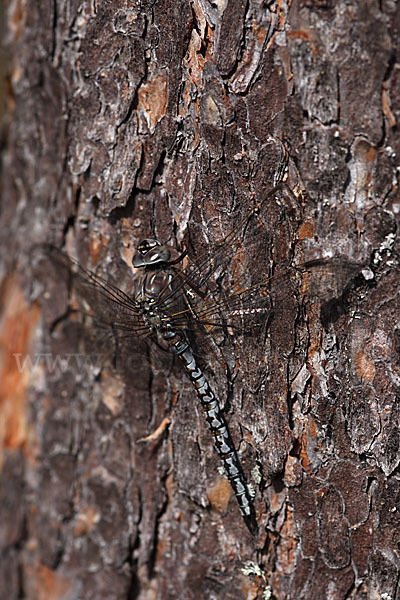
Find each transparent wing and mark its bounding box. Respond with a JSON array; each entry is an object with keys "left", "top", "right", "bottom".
[
  {"left": 160, "top": 257, "right": 363, "bottom": 340},
  {"left": 36, "top": 228, "right": 364, "bottom": 376},
  {"left": 43, "top": 245, "right": 149, "bottom": 335},
  {"left": 35, "top": 245, "right": 160, "bottom": 375},
  {"left": 158, "top": 185, "right": 284, "bottom": 308},
  {"left": 162, "top": 183, "right": 366, "bottom": 325}
]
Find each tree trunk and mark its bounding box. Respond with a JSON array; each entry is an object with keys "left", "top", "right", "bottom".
[{"left": 1, "top": 1, "right": 399, "bottom": 599}]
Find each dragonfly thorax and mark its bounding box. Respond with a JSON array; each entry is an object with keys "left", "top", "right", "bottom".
[
  {"left": 136, "top": 269, "right": 181, "bottom": 337},
  {"left": 140, "top": 299, "right": 181, "bottom": 349},
  {"left": 135, "top": 269, "right": 175, "bottom": 302},
  {"left": 142, "top": 301, "right": 170, "bottom": 329}
]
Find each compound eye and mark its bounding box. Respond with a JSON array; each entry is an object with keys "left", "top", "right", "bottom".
[
  {"left": 132, "top": 239, "right": 171, "bottom": 267},
  {"left": 149, "top": 246, "right": 171, "bottom": 263},
  {"left": 137, "top": 239, "right": 160, "bottom": 256}
]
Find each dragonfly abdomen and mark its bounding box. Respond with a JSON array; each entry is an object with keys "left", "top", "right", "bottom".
[{"left": 173, "top": 339, "right": 258, "bottom": 535}]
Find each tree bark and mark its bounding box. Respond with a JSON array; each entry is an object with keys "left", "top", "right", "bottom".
[{"left": 1, "top": 1, "right": 399, "bottom": 599}]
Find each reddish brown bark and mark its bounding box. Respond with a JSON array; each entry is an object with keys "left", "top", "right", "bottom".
[{"left": 1, "top": 1, "right": 399, "bottom": 599}]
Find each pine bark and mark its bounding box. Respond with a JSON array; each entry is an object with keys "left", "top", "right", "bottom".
[{"left": 0, "top": 1, "right": 399, "bottom": 599}]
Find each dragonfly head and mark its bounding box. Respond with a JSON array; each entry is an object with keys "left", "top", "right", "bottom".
[{"left": 132, "top": 238, "right": 171, "bottom": 268}]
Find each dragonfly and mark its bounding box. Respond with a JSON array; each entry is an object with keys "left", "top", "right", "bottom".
[{"left": 39, "top": 187, "right": 361, "bottom": 535}]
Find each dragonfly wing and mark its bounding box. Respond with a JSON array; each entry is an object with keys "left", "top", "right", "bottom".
[
  {"left": 161, "top": 187, "right": 286, "bottom": 306},
  {"left": 41, "top": 245, "right": 145, "bottom": 331},
  {"left": 35, "top": 245, "right": 160, "bottom": 374}
]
